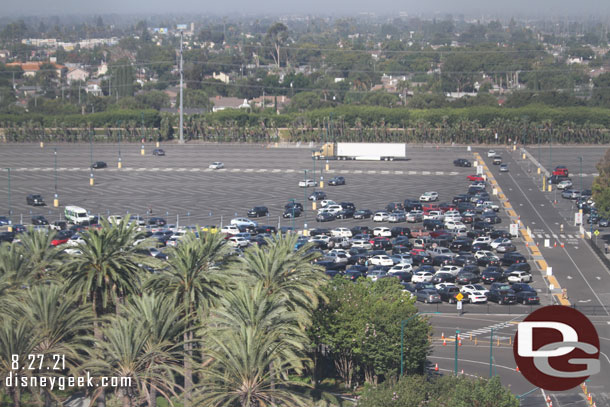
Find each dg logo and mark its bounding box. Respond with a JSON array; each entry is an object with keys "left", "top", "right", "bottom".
[{"left": 513, "top": 306, "right": 600, "bottom": 391}]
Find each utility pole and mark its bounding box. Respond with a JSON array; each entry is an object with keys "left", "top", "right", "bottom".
[
  {"left": 179, "top": 29, "right": 184, "bottom": 144},
  {"left": 454, "top": 329, "right": 460, "bottom": 375}
]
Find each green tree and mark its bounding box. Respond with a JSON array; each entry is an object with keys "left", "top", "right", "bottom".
[
  {"left": 266, "top": 23, "right": 289, "bottom": 68},
  {"left": 145, "top": 231, "right": 230, "bottom": 406},
  {"left": 312, "top": 278, "right": 429, "bottom": 387},
  {"left": 593, "top": 147, "right": 610, "bottom": 218},
  {"left": 196, "top": 283, "right": 310, "bottom": 407}
]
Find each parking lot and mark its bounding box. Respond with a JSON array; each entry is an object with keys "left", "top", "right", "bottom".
[{"left": 0, "top": 142, "right": 552, "bottom": 313}]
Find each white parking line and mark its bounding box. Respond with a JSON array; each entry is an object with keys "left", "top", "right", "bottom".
[
  {"left": 367, "top": 170, "right": 376, "bottom": 174},
  {"left": 394, "top": 170, "right": 404, "bottom": 174},
  {"left": 408, "top": 171, "right": 417, "bottom": 175},
  {"left": 560, "top": 234, "right": 566, "bottom": 239},
  {"left": 272, "top": 169, "right": 282, "bottom": 173},
  {"left": 449, "top": 171, "right": 459, "bottom": 175},
  {"left": 435, "top": 171, "right": 444, "bottom": 175},
  {"left": 422, "top": 171, "right": 431, "bottom": 175},
  {"left": 552, "top": 234, "right": 558, "bottom": 239}
]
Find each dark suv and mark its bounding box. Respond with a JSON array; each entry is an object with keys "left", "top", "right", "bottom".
[
  {"left": 501, "top": 252, "right": 527, "bottom": 266},
  {"left": 453, "top": 158, "right": 472, "bottom": 167},
  {"left": 328, "top": 176, "right": 346, "bottom": 186},
  {"left": 487, "top": 289, "right": 517, "bottom": 305},
  {"left": 31, "top": 215, "right": 49, "bottom": 225},
  {"left": 26, "top": 194, "right": 46, "bottom": 206},
  {"left": 247, "top": 206, "right": 269, "bottom": 218}
]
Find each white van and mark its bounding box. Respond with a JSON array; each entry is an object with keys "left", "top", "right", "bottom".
[{"left": 64, "top": 205, "right": 91, "bottom": 224}]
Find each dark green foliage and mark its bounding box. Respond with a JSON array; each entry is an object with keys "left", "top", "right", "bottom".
[{"left": 357, "top": 375, "right": 519, "bottom": 407}]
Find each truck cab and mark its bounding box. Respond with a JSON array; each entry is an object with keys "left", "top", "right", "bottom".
[{"left": 552, "top": 166, "right": 569, "bottom": 177}]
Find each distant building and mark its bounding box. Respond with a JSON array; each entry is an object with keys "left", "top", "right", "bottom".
[
  {"left": 6, "top": 61, "right": 65, "bottom": 78},
  {"left": 96, "top": 62, "right": 108, "bottom": 77},
  {"left": 66, "top": 67, "right": 89, "bottom": 84},
  {"left": 209, "top": 96, "right": 250, "bottom": 112},
  {"left": 85, "top": 82, "right": 103, "bottom": 97},
  {"left": 250, "top": 95, "right": 290, "bottom": 110},
  {"left": 212, "top": 72, "right": 230, "bottom": 84}
]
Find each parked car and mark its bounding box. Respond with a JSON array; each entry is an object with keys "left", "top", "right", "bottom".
[
  {"left": 353, "top": 209, "right": 373, "bottom": 219},
  {"left": 412, "top": 271, "right": 435, "bottom": 283},
  {"left": 437, "top": 286, "right": 464, "bottom": 303},
  {"left": 515, "top": 288, "right": 540, "bottom": 304},
  {"left": 416, "top": 289, "right": 441, "bottom": 303},
  {"left": 499, "top": 164, "right": 509, "bottom": 172},
  {"left": 453, "top": 158, "right": 472, "bottom": 167},
  {"left": 247, "top": 206, "right": 269, "bottom": 218},
  {"left": 487, "top": 289, "right": 517, "bottom": 305},
  {"left": 507, "top": 271, "right": 532, "bottom": 284},
  {"left": 309, "top": 191, "right": 327, "bottom": 201},
  {"left": 152, "top": 148, "right": 165, "bottom": 156},
  {"left": 328, "top": 176, "right": 346, "bottom": 186},
  {"left": 91, "top": 161, "right": 107, "bottom": 169},
  {"left": 31, "top": 215, "right": 49, "bottom": 225},
  {"left": 419, "top": 191, "right": 439, "bottom": 202},
  {"left": 26, "top": 194, "right": 46, "bottom": 206},
  {"left": 492, "top": 156, "right": 502, "bottom": 165},
  {"left": 209, "top": 162, "right": 224, "bottom": 169},
  {"left": 373, "top": 212, "right": 390, "bottom": 222}
]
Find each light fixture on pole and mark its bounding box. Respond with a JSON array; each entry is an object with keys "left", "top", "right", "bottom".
[
  {"left": 118, "top": 121, "right": 123, "bottom": 169},
  {"left": 53, "top": 148, "right": 59, "bottom": 207},
  {"left": 89, "top": 129, "right": 94, "bottom": 186}
]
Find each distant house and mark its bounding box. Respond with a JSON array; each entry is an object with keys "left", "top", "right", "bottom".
[
  {"left": 163, "top": 86, "right": 180, "bottom": 107},
  {"left": 85, "top": 82, "right": 102, "bottom": 97},
  {"left": 96, "top": 62, "right": 108, "bottom": 77},
  {"left": 209, "top": 96, "right": 250, "bottom": 112},
  {"left": 66, "top": 68, "right": 89, "bottom": 84},
  {"left": 250, "top": 95, "right": 290, "bottom": 110},
  {"left": 0, "top": 50, "right": 9, "bottom": 61},
  {"left": 6, "top": 61, "right": 65, "bottom": 78},
  {"left": 212, "top": 72, "right": 230, "bottom": 84}
]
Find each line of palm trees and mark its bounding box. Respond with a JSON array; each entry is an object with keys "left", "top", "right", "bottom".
[{"left": 0, "top": 218, "right": 327, "bottom": 407}]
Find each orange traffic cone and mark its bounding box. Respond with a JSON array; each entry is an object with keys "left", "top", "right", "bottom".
[
  {"left": 441, "top": 332, "right": 445, "bottom": 339},
  {"left": 459, "top": 339, "right": 462, "bottom": 346},
  {"left": 434, "top": 363, "right": 439, "bottom": 371},
  {"left": 443, "top": 339, "right": 447, "bottom": 346},
  {"left": 460, "top": 369, "right": 464, "bottom": 374},
  {"left": 561, "top": 243, "right": 564, "bottom": 248},
  {"left": 546, "top": 396, "right": 551, "bottom": 403},
  {"left": 554, "top": 242, "right": 557, "bottom": 247},
  {"left": 526, "top": 242, "right": 528, "bottom": 247},
  {"left": 516, "top": 366, "right": 520, "bottom": 372}
]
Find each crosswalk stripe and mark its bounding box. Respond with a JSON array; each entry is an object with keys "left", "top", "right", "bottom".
[
  {"left": 545, "top": 234, "right": 550, "bottom": 239},
  {"left": 422, "top": 171, "right": 431, "bottom": 175},
  {"left": 552, "top": 234, "right": 558, "bottom": 239},
  {"left": 560, "top": 234, "right": 566, "bottom": 239},
  {"left": 567, "top": 234, "right": 574, "bottom": 239},
  {"left": 537, "top": 234, "right": 543, "bottom": 238}
]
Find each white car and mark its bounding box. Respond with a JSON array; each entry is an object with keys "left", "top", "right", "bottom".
[
  {"left": 461, "top": 284, "right": 489, "bottom": 297},
  {"left": 328, "top": 249, "right": 350, "bottom": 258},
  {"left": 468, "top": 291, "right": 489, "bottom": 303},
  {"left": 228, "top": 236, "right": 249, "bottom": 248},
  {"left": 423, "top": 211, "right": 444, "bottom": 221},
  {"left": 389, "top": 264, "right": 413, "bottom": 274},
  {"left": 419, "top": 191, "right": 439, "bottom": 202},
  {"left": 435, "top": 282, "right": 457, "bottom": 291},
  {"left": 372, "top": 227, "right": 391, "bottom": 237},
  {"left": 373, "top": 212, "right": 390, "bottom": 222},
  {"left": 407, "top": 210, "right": 424, "bottom": 222},
  {"left": 230, "top": 217, "right": 257, "bottom": 228},
  {"left": 166, "top": 237, "right": 180, "bottom": 247},
  {"left": 367, "top": 255, "right": 393, "bottom": 266},
  {"left": 445, "top": 220, "right": 466, "bottom": 230},
  {"left": 557, "top": 180, "right": 573, "bottom": 190},
  {"left": 478, "top": 201, "right": 499, "bottom": 212},
  {"left": 367, "top": 269, "right": 387, "bottom": 282},
  {"left": 329, "top": 253, "right": 349, "bottom": 264},
  {"left": 490, "top": 238, "right": 512, "bottom": 249},
  {"left": 474, "top": 250, "right": 498, "bottom": 260},
  {"left": 220, "top": 225, "right": 240, "bottom": 235},
  {"left": 411, "top": 271, "right": 434, "bottom": 283},
  {"left": 331, "top": 227, "right": 352, "bottom": 238},
  {"left": 320, "top": 200, "right": 337, "bottom": 207},
  {"left": 325, "top": 205, "right": 343, "bottom": 215},
  {"left": 299, "top": 179, "right": 317, "bottom": 188},
  {"left": 67, "top": 234, "right": 85, "bottom": 247},
  {"left": 351, "top": 239, "right": 372, "bottom": 249},
  {"left": 487, "top": 150, "right": 496, "bottom": 157},
  {"left": 473, "top": 236, "right": 492, "bottom": 245},
  {"left": 108, "top": 215, "right": 123, "bottom": 224},
  {"left": 209, "top": 161, "right": 224, "bottom": 169},
  {"left": 507, "top": 271, "right": 532, "bottom": 283},
  {"left": 308, "top": 234, "right": 331, "bottom": 244},
  {"left": 437, "top": 265, "right": 462, "bottom": 275},
  {"left": 391, "top": 254, "right": 413, "bottom": 265}
]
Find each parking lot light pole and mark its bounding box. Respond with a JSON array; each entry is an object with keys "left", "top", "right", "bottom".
[
  {"left": 289, "top": 198, "right": 295, "bottom": 230},
  {"left": 304, "top": 170, "right": 309, "bottom": 220},
  {"left": 454, "top": 329, "right": 460, "bottom": 375},
  {"left": 89, "top": 130, "right": 94, "bottom": 186},
  {"left": 400, "top": 312, "right": 440, "bottom": 376},
  {"left": 118, "top": 122, "right": 122, "bottom": 169},
  {"left": 489, "top": 328, "right": 494, "bottom": 377},
  {"left": 53, "top": 149, "right": 59, "bottom": 207},
  {"left": 579, "top": 156, "right": 583, "bottom": 193},
  {"left": 5, "top": 168, "right": 11, "bottom": 221}
]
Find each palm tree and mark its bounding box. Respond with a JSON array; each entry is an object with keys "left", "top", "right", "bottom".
[
  {"left": 62, "top": 217, "right": 151, "bottom": 338},
  {"left": 122, "top": 294, "right": 186, "bottom": 407},
  {"left": 230, "top": 233, "right": 326, "bottom": 317},
  {"left": 145, "top": 231, "right": 231, "bottom": 406},
  {"left": 0, "top": 318, "right": 37, "bottom": 407},
  {"left": 11, "top": 284, "right": 94, "bottom": 407},
  {"left": 196, "top": 283, "right": 310, "bottom": 407},
  {"left": 18, "top": 228, "right": 64, "bottom": 282}
]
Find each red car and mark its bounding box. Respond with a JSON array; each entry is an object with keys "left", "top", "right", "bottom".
[
  {"left": 552, "top": 166, "right": 569, "bottom": 177},
  {"left": 467, "top": 174, "right": 485, "bottom": 181},
  {"left": 51, "top": 232, "right": 71, "bottom": 246},
  {"left": 422, "top": 203, "right": 441, "bottom": 214}
]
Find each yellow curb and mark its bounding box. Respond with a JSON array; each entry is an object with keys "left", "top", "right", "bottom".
[
  {"left": 537, "top": 260, "right": 548, "bottom": 270},
  {"left": 499, "top": 193, "right": 506, "bottom": 200},
  {"left": 529, "top": 246, "right": 541, "bottom": 255},
  {"left": 503, "top": 201, "right": 512, "bottom": 208},
  {"left": 507, "top": 210, "right": 517, "bottom": 217},
  {"left": 554, "top": 294, "right": 571, "bottom": 306},
  {"left": 546, "top": 275, "right": 559, "bottom": 287}
]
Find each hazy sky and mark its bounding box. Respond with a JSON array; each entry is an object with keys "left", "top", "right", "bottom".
[{"left": 5, "top": 0, "right": 610, "bottom": 17}]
